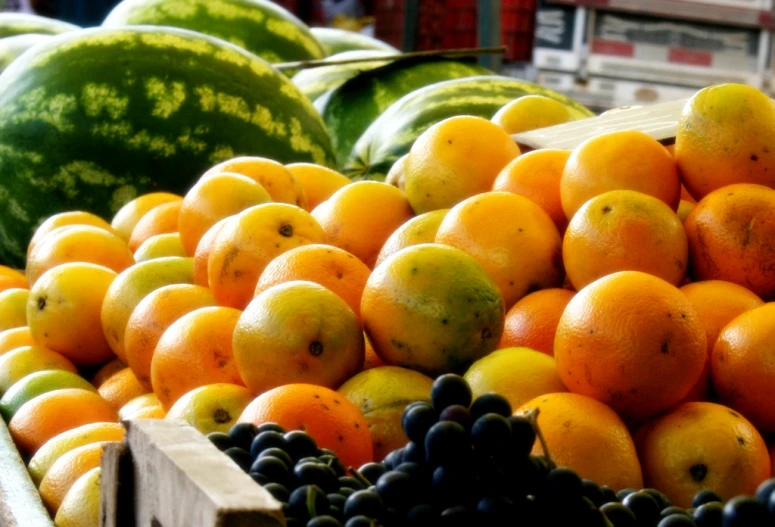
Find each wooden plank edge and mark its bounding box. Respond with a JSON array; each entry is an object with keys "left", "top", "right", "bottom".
[{"left": 100, "top": 441, "right": 134, "bottom": 527}]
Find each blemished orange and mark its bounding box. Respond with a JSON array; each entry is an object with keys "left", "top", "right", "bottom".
[
  {"left": 554, "top": 271, "right": 707, "bottom": 420},
  {"left": 208, "top": 203, "right": 325, "bottom": 309},
  {"left": 90, "top": 358, "right": 126, "bottom": 388},
  {"left": 435, "top": 192, "right": 563, "bottom": 309},
  {"left": 0, "top": 265, "right": 28, "bottom": 292},
  {"left": 562, "top": 190, "right": 689, "bottom": 290},
  {"left": 151, "top": 306, "right": 244, "bottom": 411},
  {"left": 403, "top": 115, "right": 521, "bottom": 214},
  {"left": 675, "top": 83, "right": 775, "bottom": 200},
  {"left": 177, "top": 172, "right": 273, "bottom": 256},
  {"left": 165, "top": 383, "right": 254, "bottom": 435},
  {"left": 97, "top": 367, "right": 150, "bottom": 412},
  {"left": 636, "top": 402, "right": 771, "bottom": 508},
  {"left": 203, "top": 157, "right": 307, "bottom": 209},
  {"left": 560, "top": 130, "right": 680, "bottom": 219},
  {"left": 499, "top": 288, "right": 575, "bottom": 355},
  {"left": 38, "top": 441, "right": 108, "bottom": 514},
  {"left": 193, "top": 217, "right": 231, "bottom": 287},
  {"left": 239, "top": 383, "right": 372, "bottom": 469},
  {"left": 0, "top": 288, "right": 29, "bottom": 332},
  {"left": 493, "top": 149, "right": 571, "bottom": 232},
  {"left": 26, "top": 226, "right": 134, "bottom": 286},
  {"left": 286, "top": 163, "right": 351, "bottom": 211},
  {"left": 374, "top": 209, "right": 448, "bottom": 267},
  {"left": 254, "top": 244, "right": 370, "bottom": 320},
  {"left": 8, "top": 388, "right": 117, "bottom": 455},
  {"left": 712, "top": 303, "right": 775, "bottom": 433},
  {"left": 515, "top": 393, "right": 643, "bottom": 491},
  {"left": 312, "top": 181, "right": 414, "bottom": 269},
  {"left": 123, "top": 284, "right": 217, "bottom": 388},
  {"left": 491, "top": 95, "right": 575, "bottom": 135},
  {"left": 234, "top": 281, "right": 364, "bottom": 394},
  {"left": 27, "top": 211, "right": 115, "bottom": 259},
  {"left": 111, "top": 192, "right": 181, "bottom": 242},
  {"left": 26, "top": 263, "right": 117, "bottom": 366},
  {"left": 0, "top": 326, "right": 34, "bottom": 355},
  {"left": 0, "top": 345, "right": 77, "bottom": 394},
  {"left": 128, "top": 200, "right": 182, "bottom": 253},
  {"left": 685, "top": 183, "right": 775, "bottom": 299}
]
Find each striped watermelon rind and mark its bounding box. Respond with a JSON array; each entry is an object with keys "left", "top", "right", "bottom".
[
  {"left": 311, "top": 27, "right": 398, "bottom": 56},
  {"left": 103, "top": 0, "right": 325, "bottom": 63},
  {"left": 0, "top": 26, "right": 335, "bottom": 267},
  {"left": 345, "top": 75, "right": 595, "bottom": 180},
  {"left": 0, "top": 13, "right": 79, "bottom": 39},
  {"left": 292, "top": 50, "right": 393, "bottom": 102},
  {"left": 0, "top": 34, "right": 53, "bottom": 74}
]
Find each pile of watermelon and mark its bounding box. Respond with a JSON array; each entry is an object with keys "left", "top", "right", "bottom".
[{"left": 0, "top": 0, "right": 592, "bottom": 267}]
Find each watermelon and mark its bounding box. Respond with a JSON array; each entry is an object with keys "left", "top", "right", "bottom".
[
  {"left": 0, "top": 13, "right": 79, "bottom": 38},
  {"left": 0, "top": 26, "right": 335, "bottom": 267},
  {"left": 292, "top": 50, "right": 392, "bottom": 102},
  {"left": 345, "top": 75, "right": 595, "bottom": 180},
  {"left": 311, "top": 27, "right": 398, "bottom": 56},
  {"left": 0, "top": 34, "right": 52, "bottom": 74},
  {"left": 103, "top": 0, "right": 325, "bottom": 63},
  {"left": 315, "top": 57, "right": 492, "bottom": 168}
]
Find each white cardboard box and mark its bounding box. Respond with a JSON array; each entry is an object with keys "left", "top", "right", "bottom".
[
  {"left": 533, "top": 0, "right": 587, "bottom": 73},
  {"left": 536, "top": 70, "right": 579, "bottom": 93},
  {"left": 678, "top": 0, "right": 773, "bottom": 9},
  {"left": 587, "top": 76, "right": 698, "bottom": 108}
]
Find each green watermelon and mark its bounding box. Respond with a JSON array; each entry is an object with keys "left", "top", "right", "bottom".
[
  {"left": 292, "top": 50, "right": 392, "bottom": 102},
  {"left": 0, "top": 34, "right": 52, "bottom": 74},
  {"left": 311, "top": 27, "right": 397, "bottom": 56},
  {"left": 103, "top": 0, "right": 325, "bottom": 63},
  {"left": 0, "top": 13, "right": 79, "bottom": 38},
  {"left": 0, "top": 26, "right": 335, "bottom": 267},
  {"left": 345, "top": 75, "right": 595, "bottom": 180},
  {"left": 316, "top": 57, "right": 492, "bottom": 168}
]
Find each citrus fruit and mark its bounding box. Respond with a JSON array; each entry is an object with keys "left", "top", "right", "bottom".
[
  {"left": 165, "top": 383, "right": 254, "bottom": 435},
  {"left": 375, "top": 209, "right": 448, "bottom": 267},
  {"left": 0, "top": 326, "right": 34, "bottom": 355},
  {"left": 97, "top": 367, "right": 150, "bottom": 412},
  {"left": 151, "top": 306, "right": 244, "bottom": 410},
  {"left": 385, "top": 154, "right": 407, "bottom": 190},
  {"left": 499, "top": 288, "right": 575, "bottom": 355},
  {"left": 0, "top": 345, "right": 77, "bottom": 395},
  {"left": 90, "top": 358, "right": 126, "bottom": 388},
  {"left": 635, "top": 401, "right": 771, "bottom": 508},
  {"left": 53, "top": 467, "right": 101, "bottom": 527},
  {"left": 27, "top": 211, "right": 115, "bottom": 259},
  {"left": 338, "top": 366, "right": 434, "bottom": 461},
  {"left": 239, "top": 383, "right": 372, "bottom": 469},
  {"left": 127, "top": 200, "right": 183, "bottom": 253},
  {"left": 362, "top": 244, "right": 504, "bottom": 376},
  {"left": 491, "top": 95, "right": 575, "bottom": 134},
  {"left": 554, "top": 271, "right": 707, "bottom": 420},
  {"left": 0, "top": 265, "right": 28, "bottom": 292},
  {"left": 677, "top": 200, "right": 696, "bottom": 223},
  {"left": 118, "top": 393, "right": 162, "bottom": 421},
  {"left": 286, "top": 162, "right": 351, "bottom": 212},
  {"left": 0, "top": 288, "right": 29, "bottom": 333},
  {"left": 127, "top": 405, "right": 166, "bottom": 419},
  {"left": 133, "top": 233, "right": 187, "bottom": 262},
  {"left": 0, "top": 370, "right": 96, "bottom": 421},
  {"left": 435, "top": 192, "right": 563, "bottom": 309},
  {"left": 193, "top": 217, "right": 232, "bottom": 287},
  {"left": 363, "top": 335, "right": 385, "bottom": 371},
  {"left": 515, "top": 392, "right": 643, "bottom": 491},
  {"left": 563, "top": 190, "right": 689, "bottom": 290},
  {"left": 560, "top": 130, "right": 680, "bottom": 219},
  {"left": 203, "top": 156, "right": 307, "bottom": 208},
  {"left": 110, "top": 192, "right": 181, "bottom": 242},
  {"left": 403, "top": 115, "right": 521, "bottom": 214},
  {"left": 39, "top": 441, "right": 108, "bottom": 514}
]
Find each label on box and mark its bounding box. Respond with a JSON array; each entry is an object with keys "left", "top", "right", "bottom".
[
  {"left": 587, "top": 76, "right": 697, "bottom": 108},
  {"left": 537, "top": 70, "right": 578, "bottom": 93},
  {"left": 533, "top": 0, "right": 586, "bottom": 72}
]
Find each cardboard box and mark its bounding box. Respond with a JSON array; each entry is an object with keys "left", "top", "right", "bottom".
[
  {"left": 536, "top": 70, "right": 579, "bottom": 93},
  {"left": 678, "top": 0, "right": 772, "bottom": 10},
  {"left": 533, "top": 0, "right": 587, "bottom": 72},
  {"left": 587, "top": 10, "right": 770, "bottom": 88},
  {"left": 587, "top": 76, "right": 698, "bottom": 108}
]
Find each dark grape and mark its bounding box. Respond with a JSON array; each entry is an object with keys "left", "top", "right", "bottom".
[
  {"left": 769, "top": 491, "right": 775, "bottom": 516},
  {"left": 476, "top": 495, "right": 514, "bottom": 524},
  {"left": 206, "top": 432, "right": 233, "bottom": 451},
  {"left": 402, "top": 441, "right": 425, "bottom": 464},
  {"left": 754, "top": 477, "right": 775, "bottom": 504},
  {"left": 320, "top": 455, "right": 346, "bottom": 477},
  {"left": 344, "top": 516, "right": 376, "bottom": 527},
  {"left": 257, "top": 422, "right": 286, "bottom": 434},
  {"left": 439, "top": 505, "right": 474, "bottom": 526},
  {"left": 622, "top": 491, "right": 661, "bottom": 527},
  {"left": 438, "top": 405, "right": 473, "bottom": 433},
  {"left": 357, "top": 463, "right": 386, "bottom": 486},
  {"left": 228, "top": 422, "right": 257, "bottom": 451},
  {"left": 692, "top": 490, "right": 722, "bottom": 508},
  {"left": 394, "top": 462, "right": 425, "bottom": 480},
  {"left": 643, "top": 488, "right": 672, "bottom": 509},
  {"left": 298, "top": 457, "right": 325, "bottom": 466},
  {"left": 601, "top": 486, "right": 621, "bottom": 504},
  {"left": 431, "top": 374, "right": 472, "bottom": 411},
  {"left": 264, "top": 483, "right": 289, "bottom": 503},
  {"left": 318, "top": 448, "right": 338, "bottom": 458},
  {"left": 294, "top": 462, "right": 339, "bottom": 493},
  {"left": 285, "top": 430, "right": 318, "bottom": 461},
  {"left": 223, "top": 447, "right": 252, "bottom": 473},
  {"left": 343, "top": 489, "right": 384, "bottom": 519},
  {"left": 469, "top": 393, "right": 512, "bottom": 419},
  {"left": 431, "top": 465, "right": 473, "bottom": 508},
  {"left": 582, "top": 479, "right": 605, "bottom": 507},
  {"left": 658, "top": 514, "right": 696, "bottom": 527},
  {"left": 327, "top": 493, "right": 346, "bottom": 512},
  {"left": 507, "top": 415, "right": 536, "bottom": 457},
  {"left": 721, "top": 496, "right": 769, "bottom": 527},
  {"left": 402, "top": 402, "right": 437, "bottom": 444},
  {"left": 289, "top": 485, "right": 329, "bottom": 520},
  {"left": 471, "top": 414, "right": 512, "bottom": 456},
  {"left": 424, "top": 421, "right": 469, "bottom": 467},
  {"left": 376, "top": 470, "right": 416, "bottom": 509},
  {"left": 693, "top": 502, "right": 723, "bottom": 527},
  {"left": 406, "top": 503, "right": 435, "bottom": 524},
  {"left": 382, "top": 449, "right": 403, "bottom": 470},
  {"left": 543, "top": 467, "right": 584, "bottom": 502},
  {"left": 601, "top": 502, "right": 638, "bottom": 527},
  {"left": 662, "top": 506, "right": 691, "bottom": 518},
  {"left": 250, "top": 456, "right": 291, "bottom": 486},
  {"left": 250, "top": 472, "right": 269, "bottom": 485},
  {"left": 250, "top": 431, "right": 287, "bottom": 458},
  {"left": 258, "top": 448, "right": 293, "bottom": 469},
  {"left": 307, "top": 516, "right": 341, "bottom": 527},
  {"left": 619, "top": 489, "right": 638, "bottom": 500},
  {"left": 338, "top": 476, "right": 364, "bottom": 490},
  {"left": 339, "top": 487, "right": 356, "bottom": 497}
]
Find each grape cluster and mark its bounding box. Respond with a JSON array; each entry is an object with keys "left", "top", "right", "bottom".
[{"left": 207, "top": 375, "right": 775, "bottom": 527}]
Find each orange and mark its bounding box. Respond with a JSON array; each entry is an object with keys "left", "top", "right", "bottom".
[
  {"left": 286, "top": 163, "right": 351, "bottom": 211},
  {"left": 0, "top": 265, "right": 28, "bottom": 292},
  {"left": 554, "top": 271, "right": 707, "bottom": 420},
  {"left": 97, "top": 367, "right": 150, "bottom": 412},
  {"left": 254, "top": 244, "right": 370, "bottom": 319},
  {"left": 53, "top": 466, "right": 101, "bottom": 527},
  {"left": 493, "top": 149, "right": 571, "bottom": 232},
  {"left": 435, "top": 192, "right": 563, "bottom": 309},
  {"left": 0, "top": 345, "right": 77, "bottom": 394},
  {"left": 0, "top": 370, "right": 96, "bottom": 422},
  {"left": 118, "top": 393, "right": 162, "bottom": 421},
  {"left": 8, "top": 388, "right": 117, "bottom": 454},
  {"left": 499, "top": 288, "right": 575, "bottom": 355},
  {"left": 128, "top": 200, "right": 182, "bottom": 253},
  {"left": 127, "top": 404, "right": 166, "bottom": 419},
  {"left": 685, "top": 183, "right": 775, "bottom": 299},
  {"left": 636, "top": 402, "right": 771, "bottom": 507},
  {"left": 385, "top": 154, "right": 407, "bottom": 190},
  {"left": 515, "top": 393, "right": 643, "bottom": 491},
  {"left": 177, "top": 172, "right": 272, "bottom": 256},
  {"left": 362, "top": 244, "right": 504, "bottom": 376},
  {"left": 0, "top": 288, "right": 29, "bottom": 332},
  {"left": 677, "top": 199, "right": 696, "bottom": 223},
  {"left": 363, "top": 336, "right": 385, "bottom": 371},
  {"left": 124, "top": 284, "right": 217, "bottom": 388},
  {"left": 111, "top": 192, "right": 181, "bottom": 242},
  {"left": 165, "top": 383, "right": 254, "bottom": 435},
  {"left": 403, "top": 115, "right": 521, "bottom": 214},
  {"left": 681, "top": 185, "right": 697, "bottom": 204},
  {"left": 203, "top": 156, "right": 307, "bottom": 208},
  {"left": 39, "top": 441, "right": 108, "bottom": 514},
  {"left": 0, "top": 326, "right": 34, "bottom": 355},
  {"left": 151, "top": 306, "right": 244, "bottom": 411},
  {"left": 26, "top": 225, "right": 134, "bottom": 286},
  {"left": 193, "top": 217, "right": 231, "bottom": 287},
  {"left": 675, "top": 83, "right": 775, "bottom": 200},
  {"left": 90, "top": 358, "right": 126, "bottom": 388},
  {"left": 312, "top": 181, "right": 414, "bottom": 269},
  {"left": 27, "top": 211, "right": 115, "bottom": 259},
  {"left": 563, "top": 190, "right": 689, "bottom": 290},
  {"left": 208, "top": 203, "right": 325, "bottom": 309},
  {"left": 375, "top": 209, "right": 448, "bottom": 267},
  {"left": 234, "top": 281, "right": 364, "bottom": 394},
  {"left": 239, "top": 383, "right": 372, "bottom": 469},
  {"left": 27, "top": 263, "right": 117, "bottom": 366},
  {"left": 560, "top": 130, "right": 680, "bottom": 219},
  {"left": 491, "top": 95, "right": 576, "bottom": 135},
  {"left": 711, "top": 303, "right": 775, "bottom": 433},
  {"left": 133, "top": 233, "right": 188, "bottom": 262}
]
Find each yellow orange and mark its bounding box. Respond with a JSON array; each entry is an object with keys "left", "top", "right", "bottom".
[
  {"left": 491, "top": 95, "right": 575, "bottom": 135},
  {"left": 53, "top": 467, "right": 101, "bottom": 527},
  {"left": 97, "top": 367, "right": 150, "bottom": 412},
  {"left": 165, "top": 383, "right": 254, "bottom": 435},
  {"left": 0, "top": 345, "right": 77, "bottom": 394},
  {"left": 499, "top": 288, "right": 575, "bottom": 355},
  {"left": 0, "top": 265, "right": 28, "bottom": 292},
  {"left": 28, "top": 211, "right": 115, "bottom": 259},
  {"left": 0, "top": 288, "right": 29, "bottom": 332},
  {"left": 39, "top": 441, "right": 108, "bottom": 514},
  {"left": 286, "top": 163, "right": 351, "bottom": 211},
  {"left": 203, "top": 156, "right": 307, "bottom": 208},
  {"left": 111, "top": 192, "right": 181, "bottom": 242},
  {"left": 128, "top": 200, "right": 182, "bottom": 253},
  {"left": 0, "top": 326, "right": 34, "bottom": 355},
  {"left": 133, "top": 233, "right": 187, "bottom": 262},
  {"left": 375, "top": 209, "right": 448, "bottom": 267}
]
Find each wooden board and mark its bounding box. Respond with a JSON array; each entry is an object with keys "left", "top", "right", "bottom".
[
  {"left": 0, "top": 418, "right": 55, "bottom": 527},
  {"left": 512, "top": 98, "right": 688, "bottom": 150}
]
